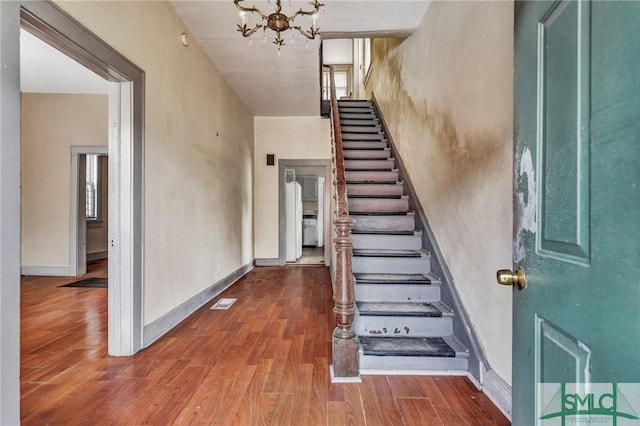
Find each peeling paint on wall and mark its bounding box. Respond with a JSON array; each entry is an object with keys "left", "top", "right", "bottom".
[
  {"left": 365, "top": 0, "right": 515, "bottom": 384},
  {"left": 514, "top": 145, "right": 536, "bottom": 263}
]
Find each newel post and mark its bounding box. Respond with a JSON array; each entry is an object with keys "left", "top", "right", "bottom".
[{"left": 332, "top": 216, "right": 359, "bottom": 378}]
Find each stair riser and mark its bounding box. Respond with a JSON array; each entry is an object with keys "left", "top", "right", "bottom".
[
  {"left": 352, "top": 256, "right": 431, "bottom": 274},
  {"left": 343, "top": 141, "right": 388, "bottom": 150},
  {"left": 355, "top": 284, "right": 441, "bottom": 303},
  {"left": 359, "top": 355, "right": 468, "bottom": 372},
  {"left": 340, "top": 113, "right": 376, "bottom": 120},
  {"left": 339, "top": 107, "right": 374, "bottom": 113},
  {"left": 352, "top": 233, "right": 421, "bottom": 250},
  {"left": 345, "top": 160, "right": 395, "bottom": 170},
  {"left": 341, "top": 126, "right": 382, "bottom": 134},
  {"left": 341, "top": 119, "right": 380, "bottom": 127},
  {"left": 346, "top": 170, "right": 399, "bottom": 183},
  {"left": 343, "top": 150, "right": 390, "bottom": 160},
  {"left": 349, "top": 198, "right": 409, "bottom": 213},
  {"left": 353, "top": 315, "right": 452, "bottom": 337},
  {"left": 347, "top": 184, "right": 404, "bottom": 197},
  {"left": 338, "top": 101, "right": 373, "bottom": 108},
  {"left": 342, "top": 133, "right": 386, "bottom": 141},
  {"left": 351, "top": 214, "right": 415, "bottom": 232}
]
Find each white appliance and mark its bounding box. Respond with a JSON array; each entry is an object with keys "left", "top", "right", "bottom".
[
  {"left": 285, "top": 181, "right": 303, "bottom": 262},
  {"left": 303, "top": 217, "right": 317, "bottom": 246},
  {"left": 316, "top": 177, "right": 324, "bottom": 247}
]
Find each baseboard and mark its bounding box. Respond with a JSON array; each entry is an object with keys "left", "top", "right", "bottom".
[
  {"left": 142, "top": 261, "right": 254, "bottom": 347},
  {"left": 479, "top": 369, "right": 512, "bottom": 421},
  {"left": 361, "top": 369, "right": 468, "bottom": 376},
  {"left": 87, "top": 251, "right": 108, "bottom": 262},
  {"left": 20, "top": 265, "right": 72, "bottom": 276},
  {"left": 254, "top": 258, "right": 280, "bottom": 266}
]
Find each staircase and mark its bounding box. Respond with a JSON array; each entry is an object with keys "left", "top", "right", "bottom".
[{"left": 338, "top": 99, "right": 470, "bottom": 373}]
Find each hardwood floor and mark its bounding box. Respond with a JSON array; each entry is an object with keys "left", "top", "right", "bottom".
[{"left": 21, "top": 264, "right": 510, "bottom": 425}]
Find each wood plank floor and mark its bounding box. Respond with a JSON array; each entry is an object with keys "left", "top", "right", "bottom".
[{"left": 21, "top": 263, "right": 510, "bottom": 425}]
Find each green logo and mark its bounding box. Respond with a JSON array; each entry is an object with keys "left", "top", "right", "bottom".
[{"left": 540, "top": 383, "right": 640, "bottom": 425}]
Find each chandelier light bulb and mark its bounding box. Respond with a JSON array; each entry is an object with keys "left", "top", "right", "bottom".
[
  {"left": 248, "top": 36, "right": 253, "bottom": 46},
  {"left": 239, "top": 11, "right": 247, "bottom": 24}
]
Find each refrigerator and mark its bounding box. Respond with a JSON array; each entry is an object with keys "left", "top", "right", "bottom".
[
  {"left": 285, "top": 181, "right": 303, "bottom": 262},
  {"left": 316, "top": 177, "right": 324, "bottom": 247}
]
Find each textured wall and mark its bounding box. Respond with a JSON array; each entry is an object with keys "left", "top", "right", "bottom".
[
  {"left": 56, "top": 1, "right": 255, "bottom": 325},
  {"left": 367, "top": 1, "right": 514, "bottom": 383}
]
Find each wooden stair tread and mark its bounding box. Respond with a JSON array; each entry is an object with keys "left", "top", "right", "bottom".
[
  {"left": 351, "top": 229, "right": 416, "bottom": 235},
  {"left": 356, "top": 301, "right": 443, "bottom": 317},
  {"left": 354, "top": 273, "right": 435, "bottom": 284},
  {"left": 348, "top": 195, "right": 404, "bottom": 199},
  {"left": 353, "top": 248, "right": 426, "bottom": 257},
  {"left": 359, "top": 336, "right": 455, "bottom": 357}
]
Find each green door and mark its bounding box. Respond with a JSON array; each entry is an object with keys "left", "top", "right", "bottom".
[{"left": 513, "top": 0, "right": 640, "bottom": 423}]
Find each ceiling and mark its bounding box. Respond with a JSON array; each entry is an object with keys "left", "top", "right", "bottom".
[
  {"left": 20, "top": 29, "right": 111, "bottom": 94},
  {"left": 19, "top": 1, "right": 431, "bottom": 116},
  {"left": 170, "top": 0, "right": 431, "bottom": 116}
]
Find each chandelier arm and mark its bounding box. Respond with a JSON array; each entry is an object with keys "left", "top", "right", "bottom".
[
  {"left": 289, "top": 1, "right": 324, "bottom": 22},
  {"left": 293, "top": 25, "right": 318, "bottom": 40},
  {"left": 237, "top": 23, "right": 264, "bottom": 38},
  {"left": 233, "top": 0, "right": 268, "bottom": 20}
]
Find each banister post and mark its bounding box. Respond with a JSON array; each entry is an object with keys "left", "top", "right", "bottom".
[{"left": 332, "top": 216, "right": 359, "bottom": 378}]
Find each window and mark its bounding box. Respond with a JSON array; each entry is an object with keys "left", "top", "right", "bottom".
[
  {"left": 322, "top": 66, "right": 352, "bottom": 100},
  {"left": 86, "top": 154, "right": 102, "bottom": 224},
  {"left": 363, "top": 38, "right": 372, "bottom": 81}
]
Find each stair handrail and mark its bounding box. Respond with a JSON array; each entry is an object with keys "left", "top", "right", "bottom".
[{"left": 328, "top": 66, "right": 359, "bottom": 378}]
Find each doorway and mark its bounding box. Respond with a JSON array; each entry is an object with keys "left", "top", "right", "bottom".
[
  {"left": 70, "top": 148, "right": 110, "bottom": 276},
  {"left": 279, "top": 160, "right": 331, "bottom": 266}
]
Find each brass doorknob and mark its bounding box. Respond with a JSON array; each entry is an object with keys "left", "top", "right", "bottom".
[{"left": 496, "top": 266, "right": 527, "bottom": 290}]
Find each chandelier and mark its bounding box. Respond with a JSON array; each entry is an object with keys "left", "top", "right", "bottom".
[{"left": 234, "top": 0, "right": 325, "bottom": 51}]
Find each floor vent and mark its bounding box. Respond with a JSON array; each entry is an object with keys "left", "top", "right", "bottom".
[{"left": 211, "top": 298, "right": 237, "bottom": 310}]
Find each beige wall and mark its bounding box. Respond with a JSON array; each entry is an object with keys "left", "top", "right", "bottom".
[
  {"left": 366, "top": 1, "right": 514, "bottom": 383},
  {"left": 86, "top": 155, "right": 108, "bottom": 257},
  {"left": 21, "top": 93, "right": 108, "bottom": 270},
  {"left": 56, "top": 1, "right": 255, "bottom": 325},
  {"left": 253, "top": 117, "right": 331, "bottom": 259}
]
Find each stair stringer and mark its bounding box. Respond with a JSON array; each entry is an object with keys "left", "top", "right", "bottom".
[{"left": 370, "top": 93, "right": 487, "bottom": 386}]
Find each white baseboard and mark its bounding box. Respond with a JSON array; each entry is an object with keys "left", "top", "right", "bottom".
[
  {"left": 479, "top": 369, "right": 512, "bottom": 421},
  {"left": 142, "top": 262, "right": 254, "bottom": 347},
  {"left": 330, "top": 366, "right": 362, "bottom": 383},
  {"left": 20, "top": 265, "right": 72, "bottom": 276},
  {"left": 87, "top": 250, "right": 108, "bottom": 261},
  {"left": 361, "top": 369, "right": 468, "bottom": 376}
]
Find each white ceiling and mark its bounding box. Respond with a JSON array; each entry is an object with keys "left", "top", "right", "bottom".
[
  {"left": 20, "top": 29, "right": 111, "bottom": 94},
  {"left": 171, "top": 0, "right": 431, "bottom": 116},
  {"left": 19, "top": 1, "right": 431, "bottom": 116}
]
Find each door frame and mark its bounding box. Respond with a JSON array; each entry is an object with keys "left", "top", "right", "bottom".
[
  {"left": 70, "top": 146, "right": 108, "bottom": 277},
  {"left": 278, "top": 159, "right": 331, "bottom": 266},
  {"left": 1, "top": 2, "right": 145, "bottom": 422}
]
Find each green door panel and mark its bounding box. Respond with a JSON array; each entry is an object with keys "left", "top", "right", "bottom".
[{"left": 513, "top": 1, "right": 640, "bottom": 424}]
